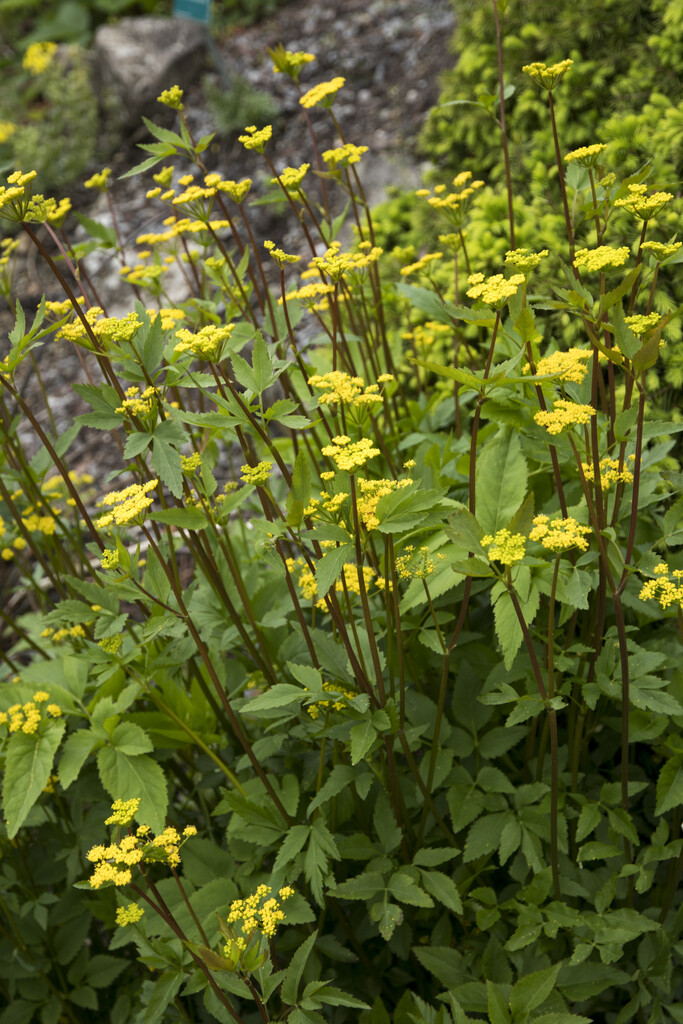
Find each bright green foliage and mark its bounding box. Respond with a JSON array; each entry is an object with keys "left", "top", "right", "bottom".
[{"left": 1, "top": 20, "right": 683, "bottom": 1024}]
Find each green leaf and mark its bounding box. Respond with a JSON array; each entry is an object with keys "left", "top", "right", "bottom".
[
  {"left": 487, "top": 980, "right": 511, "bottom": 1024},
  {"left": 287, "top": 449, "right": 311, "bottom": 527},
  {"left": 143, "top": 971, "right": 183, "bottom": 1024},
  {"left": 123, "top": 431, "right": 152, "bottom": 459},
  {"left": 272, "top": 824, "right": 310, "bottom": 872},
  {"left": 445, "top": 508, "right": 485, "bottom": 552},
  {"left": 350, "top": 719, "right": 377, "bottom": 764},
  {"left": 413, "top": 847, "right": 459, "bottom": 867},
  {"left": 575, "top": 802, "right": 601, "bottom": 842},
  {"left": 246, "top": 684, "right": 308, "bottom": 713},
  {"left": 509, "top": 963, "right": 561, "bottom": 1019},
  {"left": 96, "top": 748, "right": 167, "bottom": 833},
  {"left": 375, "top": 484, "right": 450, "bottom": 534},
  {"left": 411, "top": 946, "right": 468, "bottom": 989},
  {"left": 110, "top": 722, "right": 153, "bottom": 756},
  {"left": 370, "top": 899, "right": 403, "bottom": 940},
  {"left": 464, "top": 813, "right": 508, "bottom": 862},
  {"left": 148, "top": 507, "right": 208, "bottom": 530},
  {"left": 420, "top": 870, "right": 463, "bottom": 913},
  {"left": 151, "top": 438, "right": 183, "bottom": 499},
  {"left": 493, "top": 582, "right": 540, "bottom": 671},
  {"left": 58, "top": 729, "right": 95, "bottom": 790},
  {"left": 387, "top": 871, "right": 433, "bottom": 908},
  {"left": 3, "top": 721, "right": 66, "bottom": 838},
  {"left": 656, "top": 754, "right": 683, "bottom": 815},
  {"left": 476, "top": 428, "right": 528, "bottom": 534},
  {"left": 308, "top": 765, "right": 357, "bottom": 816},
  {"left": 315, "top": 545, "right": 354, "bottom": 598},
  {"left": 85, "top": 955, "right": 127, "bottom": 988},
  {"left": 252, "top": 331, "right": 274, "bottom": 393},
  {"left": 332, "top": 871, "right": 385, "bottom": 901},
  {"left": 281, "top": 930, "right": 317, "bottom": 1005}
]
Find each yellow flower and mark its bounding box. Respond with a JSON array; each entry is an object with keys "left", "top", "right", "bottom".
[
  {"left": 157, "top": 85, "right": 184, "bottom": 110},
  {"left": 321, "top": 436, "right": 380, "bottom": 472},
  {"left": 115, "top": 904, "right": 144, "bottom": 927},
  {"left": 84, "top": 168, "right": 112, "bottom": 191},
  {"left": 614, "top": 183, "right": 674, "bottom": 220},
  {"left": 531, "top": 347, "right": 592, "bottom": 384},
  {"left": 264, "top": 240, "right": 301, "bottom": 267},
  {"left": 240, "top": 461, "right": 273, "bottom": 486},
  {"left": 573, "top": 246, "right": 630, "bottom": 272},
  {"left": 534, "top": 399, "right": 596, "bottom": 435},
  {"left": 521, "top": 59, "right": 573, "bottom": 90},
  {"left": 174, "top": 324, "right": 234, "bottom": 361},
  {"left": 105, "top": 798, "right": 140, "bottom": 826},
  {"left": 623, "top": 313, "right": 661, "bottom": 336},
  {"left": 640, "top": 241, "right": 682, "bottom": 262},
  {"left": 400, "top": 252, "right": 443, "bottom": 277},
  {"left": 299, "top": 77, "right": 345, "bottom": 108},
  {"left": 504, "top": 248, "right": 549, "bottom": 273},
  {"left": 581, "top": 455, "right": 635, "bottom": 489},
  {"left": 269, "top": 45, "right": 315, "bottom": 81},
  {"left": 639, "top": 563, "right": 683, "bottom": 609},
  {"left": 481, "top": 529, "right": 526, "bottom": 565},
  {"left": 0, "top": 122, "right": 16, "bottom": 145},
  {"left": 322, "top": 144, "right": 368, "bottom": 169},
  {"left": 564, "top": 144, "right": 607, "bottom": 166},
  {"left": 273, "top": 164, "right": 310, "bottom": 191},
  {"left": 96, "top": 480, "right": 158, "bottom": 528},
  {"left": 529, "top": 514, "right": 591, "bottom": 552},
  {"left": 395, "top": 545, "right": 444, "bottom": 579},
  {"left": 238, "top": 125, "right": 272, "bottom": 152},
  {"left": 23, "top": 42, "right": 58, "bottom": 76},
  {"left": 466, "top": 272, "right": 525, "bottom": 306}
]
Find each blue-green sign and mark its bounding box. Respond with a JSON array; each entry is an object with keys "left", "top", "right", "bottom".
[{"left": 173, "top": 0, "right": 211, "bottom": 23}]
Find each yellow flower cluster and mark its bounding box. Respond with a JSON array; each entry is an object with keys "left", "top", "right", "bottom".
[
  {"left": 174, "top": 324, "right": 234, "bottom": 361},
  {"left": 23, "top": 42, "right": 58, "bottom": 75},
  {"left": 415, "top": 171, "right": 484, "bottom": 222},
  {"left": 581, "top": 455, "right": 635, "bottom": 489},
  {"left": 271, "top": 47, "right": 315, "bottom": 79},
  {"left": 614, "top": 183, "right": 674, "bottom": 219},
  {"left": 0, "top": 692, "right": 61, "bottom": 735},
  {"left": 0, "top": 122, "right": 16, "bottom": 144},
  {"left": 466, "top": 272, "right": 525, "bottom": 306},
  {"left": 357, "top": 477, "right": 412, "bottom": 531},
  {"left": 240, "top": 461, "right": 273, "bottom": 486},
  {"left": 529, "top": 514, "right": 591, "bottom": 552},
  {"left": 299, "top": 77, "right": 345, "bottom": 108},
  {"left": 639, "top": 563, "right": 683, "bottom": 609},
  {"left": 181, "top": 452, "right": 202, "bottom": 473},
  {"left": 57, "top": 309, "right": 143, "bottom": 347},
  {"left": 534, "top": 400, "right": 596, "bottom": 434},
  {"left": 505, "top": 248, "right": 549, "bottom": 273},
  {"left": 286, "top": 557, "right": 374, "bottom": 609},
  {"left": 238, "top": 125, "right": 273, "bottom": 152},
  {"left": 641, "top": 241, "right": 681, "bottom": 262},
  {"left": 400, "top": 252, "right": 443, "bottom": 277},
  {"left": 564, "top": 144, "right": 607, "bottom": 166},
  {"left": 531, "top": 347, "right": 592, "bottom": 384},
  {"left": 321, "top": 435, "right": 380, "bottom": 472},
  {"left": 481, "top": 529, "right": 526, "bottom": 565},
  {"left": 100, "top": 549, "right": 120, "bottom": 569},
  {"left": 264, "top": 239, "right": 301, "bottom": 267},
  {"left": 96, "top": 480, "right": 158, "bottom": 528},
  {"left": 624, "top": 313, "right": 661, "bottom": 335},
  {"left": 573, "top": 246, "right": 630, "bottom": 272},
  {"left": 322, "top": 143, "right": 368, "bottom": 168},
  {"left": 308, "top": 240, "right": 382, "bottom": 282},
  {"left": 403, "top": 321, "right": 451, "bottom": 355},
  {"left": 282, "top": 281, "right": 335, "bottom": 308},
  {"left": 203, "top": 175, "right": 252, "bottom": 203},
  {"left": 306, "top": 681, "right": 357, "bottom": 720},
  {"left": 273, "top": 164, "right": 310, "bottom": 191},
  {"left": 227, "top": 885, "right": 294, "bottom": 944},
  {"left": 521, "top": 58, "right": 573, "bottom": 90},
  {"left": 115, "top": 904, "right": 145, "bottom": 927},
  {"left": 106, "top": 798, "right": 140, "bottom": 826},
  {"left": 308, "top": 371, "right": 392, "bottom": 408},
  {"left": 0, "top": 170, "right": 37, "bottom": 220},
  {"left": 84, "top": 168, "right": 112, "bottom": 191},
  {"left": 41, "top": 625, "right": 85, "bottom": 644},
  {"left": 87, "top": 807, "right": 197, "bottom": 889},
  {"left": 99, "top": 635, "right": 123, "bottom": 654},
  {"left": 395, "top": 545, "right": 444, "bottom": 580},
  {"left": 157, "top": 85, "right": 184, "bottom": 110},
  {"left": 116, "top": 385, "right": 156, "bottom": 417}
]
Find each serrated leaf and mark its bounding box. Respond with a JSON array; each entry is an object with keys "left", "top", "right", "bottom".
[
  {"left": 476, "top": 428, "right": 528, "bottom": 534},
  {"left": 350, "top": 719, "right": 377, "bottom": 764},
  {"left": 151, "top": 438, "right": 183, "bottom": 499},
  {"left": 58, "top": 729, "right": 95, "bottom": 790},
  {"left": 420, "top": 870, "right": 462, "bottom": 913},
  {"left": 388, "top": 871, "right": 433, "bottom": 908},
  {"left": 246, "top": 684, "right": 308, "bottom": 713},
  {"left": 149, "top": 507, "right": 208, "bottom": 530},
  {"left": 656, "top": 754, "right": 683, "bottom": 815},
  {"left": 272, "top": 825, "right": 310, "bottom": 872},
  {"left": 308, "top": 765, "right": 357, "bottom": 816},
  {"left": 315, "top": 546, "right": 353, "bottom": 598},
  {"left": 281, "top": 930, "right": 317, "bottom": 1005},
  {"left": 110, "top": 721, "right": 153, "bottom": 756},
  {"left": 510, "top": 963, "right": 561, "bottom": 1018},
  {"left": 3, "top": 721, "right": 66, "bottom": 838},
  {"left": 487, "top": 980, "right": 510, "bottom": 1024},
  {"left": 287, "top": 449, "right": 311, "bottom": 527}
]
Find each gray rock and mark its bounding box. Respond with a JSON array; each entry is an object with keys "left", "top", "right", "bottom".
[{"left": 93, "top": 16, "right": 208, "bottom": 134}]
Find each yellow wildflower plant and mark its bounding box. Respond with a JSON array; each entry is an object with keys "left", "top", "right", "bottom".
[
  {"left": 505, "top": 248, "right": 549, "bottom": 273},
  {"left": 614, "top": 183, "right": 674, "bottom": 219},
  {"left": 299, "top": 77, "right": 345, "bottom": 109},
  {"left": 273, "top": 164, "right": 310, "bottom": 192},
  {"left": 306, "top": 681, "right": 358, "bottom": 719},
  {"left": 23, "top": 42, "right": 58, "bottom": 75},
  {"left": 624, "top": 313, "right": 661, "bottom": 336},
  {"left": 321, "top": 435, "right": 380, "bottom": 473},
  {"left": 269, "top": 44, "right": 315, "bottom": 81},
  {"left": 225, "top": 885, "right": 294, "bottom": 960},
  {"left": 395, "top": 545, "right": 445, "bottom": 580},
  {"left": 174, "top": 324, "right": 234, "bottom": 361},
  {"left": 581, "top": 455, "right": 635, "bottom": 489},
  {"left": 87, "top": 804, "right": 197, "bottom": 889},
  {"left": 481, "top": 529, "right": 526, "bottom": 565},
  {"left": 400, "top": 253, "right": 443, "bottom": 277},
  {"left": 84, "top": 168, "right": 112, "bottom": 191},
  {"left": 529, "top": 347, "right": 592, "bottom": 384},
  {"left": 157, "top": 85, "right": 184, "bottom": 110},
  {"left": 640, "top": 241, "right": 682, "bottom": 263},
  {"left": 534, "top": 399, "right": 596, "bottom": 435},
  {"left": 0, "top": 694, "right": 62, "bottom": 735},
  {"left": 564, "top": 143, "right": 607, "bottom": 167},
  {"left": 639, "top": 564, "right": 683, "bottom": 609},
  {"left": 573, "top": 246, "right": 630, "bottom": 272},
  {"left": 115, "top": 904, "right": 145, "bottom": 927},
  {"left": 0, "top": 122, "right": 17, "bottom": 144},
  {"left": 264, "top": 240, "right": 301, "bottom": 267},
  {"left": 521, "top": 58, "right": 573, "bottom": 90},
  {"left": 238, "top": 125, "right": 273, "bottom": 153},
  {"left": 466, "top": 272, "right": 525, "bottom": 307},
  {"left": 96, "top": 480, "right": 158, "bottom": 528},
  {"left": 357, "top": 478, "right": 412, "bottom": 531},
  {"left": 529, "top": 515, "right": 592, "bottom": 552},
  {"left": 240, "top": 462, "right": 273, "bottom": 486},
  {"left": 322, "top": 143, "right": 369, "bottom": 169}
]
